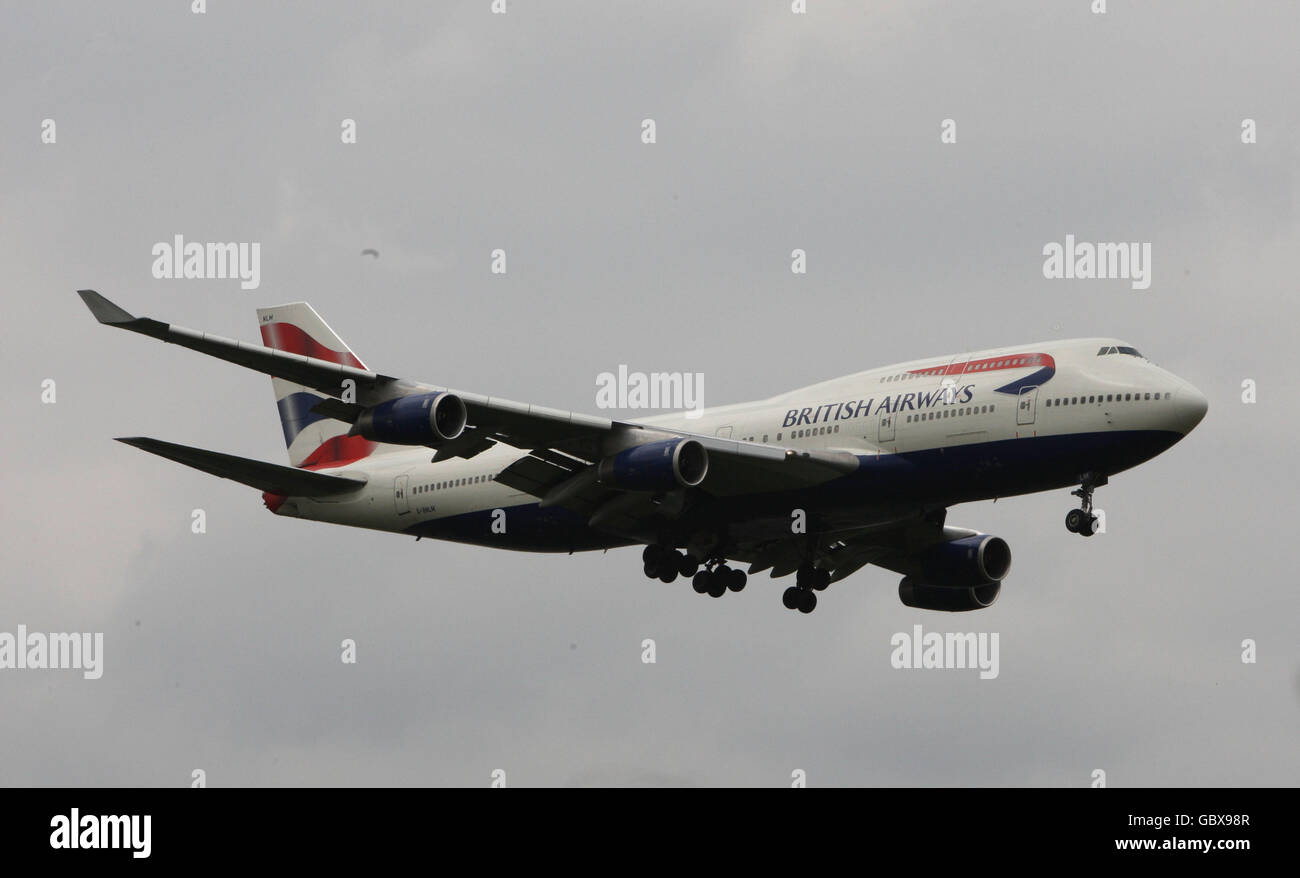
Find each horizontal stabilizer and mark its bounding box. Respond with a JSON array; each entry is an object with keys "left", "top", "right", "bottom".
[{"left": 116, "top": 437, "right": 367, "bottom": 497}]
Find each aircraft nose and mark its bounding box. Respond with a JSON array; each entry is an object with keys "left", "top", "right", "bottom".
[{"left": 1172, "top": 381, "right": 1208, "bottom": 434}]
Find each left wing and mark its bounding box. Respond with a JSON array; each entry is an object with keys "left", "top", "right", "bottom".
[
  {"left": 78, "top": 291, "right": 861, "bottom": 518},
  {"left": 116, "top": 437, "right": 367, "bottom": 497}
]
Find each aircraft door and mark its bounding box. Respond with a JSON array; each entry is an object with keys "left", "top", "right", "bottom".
[
  {"left": 1017, "top": 386, "right": 1038, "bottom": 426},
  {"left": 394, "top": 474, "right": 410, "bottom": 515},
  {"left": 878, "top": 407, "right": 896, "bottom": 443}
]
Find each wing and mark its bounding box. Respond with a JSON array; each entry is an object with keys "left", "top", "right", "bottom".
[
  {"left": 78, "top": 289, "right": 613, "bottom": 453},
  {"left": 116, "top": 437, "right": 367, "bottom": 496},
  {"left": 78, "top": 291, "right": 863, "bottom": 501},
  {"left": 728, "top": 509, "right": 970, "bottom": 582}
]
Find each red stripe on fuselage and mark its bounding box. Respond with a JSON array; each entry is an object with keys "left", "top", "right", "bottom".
[
  {"left": 908, "top": 352, "right": 1055, "bottom": 377},
  {"left": 260, "top": 322, "right": 367, "bottom": 370}
]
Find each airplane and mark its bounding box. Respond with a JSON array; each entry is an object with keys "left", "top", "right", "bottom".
[{"left": 77, "top": 290, "right": 1208, "bottom": 615}]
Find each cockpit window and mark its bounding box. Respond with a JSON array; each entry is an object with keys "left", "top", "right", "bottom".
[{"left": 1097, "top": 345, "right": 1143, "bottom": 358}]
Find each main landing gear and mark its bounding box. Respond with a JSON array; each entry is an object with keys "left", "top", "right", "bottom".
[
  {"left": 642, "top": 545, "right": 746, "bottom": 598},
  {"left": 1065, "top": 472, "right": 1107, "bottom": 538},
  {"left": 781, "top": 562, "right": 830, "bottom": 614}
]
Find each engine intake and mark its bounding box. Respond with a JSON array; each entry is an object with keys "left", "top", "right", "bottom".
[
  {"left": 352, "top": 392, "right": 467, "bottom": 446},
  {"left": 597, "top": 438, "right": 708, "bottom": 492},
  {"left": 910, "top": 534, "right": 1012, "bottom": 589}
]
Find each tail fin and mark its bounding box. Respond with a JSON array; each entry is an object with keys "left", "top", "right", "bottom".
[{"left": 256, "top": 303, "right": 375, "bottom": 468}]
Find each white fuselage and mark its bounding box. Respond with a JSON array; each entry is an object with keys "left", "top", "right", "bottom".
[{"left": 271, "top": 337, "right": 1207, "bottom": 545}]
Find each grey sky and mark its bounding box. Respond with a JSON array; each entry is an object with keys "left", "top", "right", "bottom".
[{"left": 1, "top": 1, "right": 1296, "bottom": 786}]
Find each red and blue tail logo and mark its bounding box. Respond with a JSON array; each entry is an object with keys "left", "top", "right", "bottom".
[{"left": 256, "top": 304, "right": 376, "bottom": 469}]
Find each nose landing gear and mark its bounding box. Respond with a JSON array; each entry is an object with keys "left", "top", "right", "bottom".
[{"left": 1065, "top": 472, "right": 1107, "bottom": 537}]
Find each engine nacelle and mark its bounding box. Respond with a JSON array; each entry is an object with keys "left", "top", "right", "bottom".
[
  {"left": 899, "top": 578, "right": 1001, "bottom": 612},
  {"left": 910, "top": 534, "right": 1012, "bottom": 589},
  {"left": 596, "top": 438, "right": 708, "bottom": 492},
  {"left": 352, "top": 392, "right": 467, "bottom": 446}
]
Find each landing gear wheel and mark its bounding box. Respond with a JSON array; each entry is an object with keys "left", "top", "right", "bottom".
[
  {"left": 1067, "top": 472, "right": 1107, "bottom": 537},
  {"left": 782, "top": 586, "right": 802, "bottom": 610},
  {"left": 811, "top": 568, "right": 831, "bottom": 592},
  {"left": 657, "top": 564, "right": 678, "bottom": 584},
  {"left": 692, "top": 571, "right": 711, "bottom": 594},
  {"left": 797, "top": 589, "right": 817, "bottom": 614},
  {"left": 644, "top": 561, "right": 660, "bottom": 578},
  {"left": 678, "top": 553, "right": 700, "bottom": 577},
  {"left": 708, "top": 565, "right": 731, "bottom": 598},
  {"left": 726, "top": 568, "right": 747, "bottom": 592},
  {"left": 642, "top": 544, "right": 665, "bottom": 565},
  {"left": 1065, "top": 509, "right": 1084, "bottom": 533}
]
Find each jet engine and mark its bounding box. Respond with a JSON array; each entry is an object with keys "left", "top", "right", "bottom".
[
  {"left": 351, "top": 392, "right": 467, "bottom": 446},
  {"left": 596, "top": 438, "right": 708, "bottom": 492},
  {"left": 893, "top": 534, "right": 1011, "bottom": 612}
]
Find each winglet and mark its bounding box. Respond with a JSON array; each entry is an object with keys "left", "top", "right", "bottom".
[{"left": 78, "top": 289, "right": 137, "bottom": 325}]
